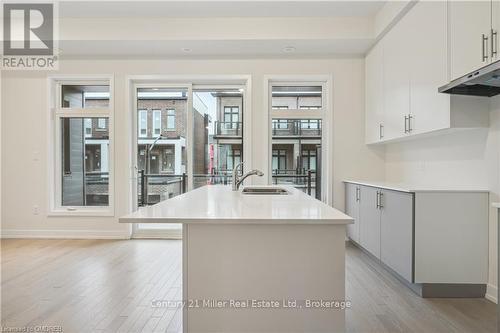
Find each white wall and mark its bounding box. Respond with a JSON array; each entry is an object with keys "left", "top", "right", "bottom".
[
  {"left": 385, "top": 96, "right": 500, "bottom": 302},
  {"left": 0, "top": 58, "right": 385, "bottom": 239}
]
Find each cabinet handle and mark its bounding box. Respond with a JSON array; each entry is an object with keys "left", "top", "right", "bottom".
[
  {"left": 492, "top": 30, "right": 498, "bottom": 58},
  {"left": 376, "top": 191, "right": 380, "bottom": 209},
  {"left": 482, "top": 34, "right": 489, "bottom": 62},
  {"left": 379, "top": 192, "right": 384, "bottom": 209},
  {"left": 408, "top": 115, "right": 413, "bottom": 133},
  {"left": 379, "top": 124, "right": 384, "bottom": 139},
  {"left": 356, "top": 187, "right": 360, "bottom": 202},
  {"left": 404, "top": 116, "right": 408, "bottom": 134}
]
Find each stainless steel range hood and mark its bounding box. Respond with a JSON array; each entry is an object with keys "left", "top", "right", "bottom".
[{"left": 438, "top": 60, "right": 500, "bottom": 97}]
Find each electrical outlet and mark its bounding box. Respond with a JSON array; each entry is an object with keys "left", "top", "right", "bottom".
[{"left": 33, "top": 205, "right": 39, "bottom": 215}]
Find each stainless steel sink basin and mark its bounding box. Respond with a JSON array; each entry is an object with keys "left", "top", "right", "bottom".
[{"left": 241, "top": 186, "right": 289, "bottom": 195}]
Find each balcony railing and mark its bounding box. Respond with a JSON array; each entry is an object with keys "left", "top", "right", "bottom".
[
  {"left": 272, "top": 120, "right": 321, "bottom": 137},
  {"left": 214, "top": 121, "right": 242, "bottom": 137}
]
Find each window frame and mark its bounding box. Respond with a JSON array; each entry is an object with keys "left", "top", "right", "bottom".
[
  {"left": 48, "top": 76, "right": 114, "bottom": 216},
  {"left": 266, "top": 77, "right": 331, "bottom": 204}
]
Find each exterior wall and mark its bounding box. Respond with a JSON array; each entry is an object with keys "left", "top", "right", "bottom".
[
  {"left": 193, "top": 114, "right": 208, "bottom": 174},
  {"left": 138, "top": 98, "right": 187, "bottom": 139}
]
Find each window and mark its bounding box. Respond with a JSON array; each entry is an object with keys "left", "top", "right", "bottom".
[
  {"left": 166, "top": 109, "right": 175, "bottom": 130},
  {"left": 271, "top": 85, "right": 322, "bottom": 110},
  {"left": 272, "top": 149, "right": 287, "bottom": 171},
  {"left": 269, "top": 80, "right": 326, "bottom": 200},
  {"left": 161, "top": 147, "right": 175, "bottom": 173},
  {"left": 61, "top": 85, "right": 110, "bottom": 109},
  {"left": 97, "top": 118, "right": 106, "bottom": 129},
  {"left": 139, "top": 110, "right": 148, "bottom": 137},
  {"left": 224, "top": 106, "right": 239, "bottom": 129},
  {"left": 153, "top": 110, "right": 162, "bottom": 136},
  {"left": 51, "top": 78, "right": 113, "bottom": 214},
  {"left": 84, "top": 118, "right": 92, "bottom": 137},
  {"left": 192, "top": 88, "right": 244, "bottom": 189},
  {"left": 272, "top": 119, "right": 289, "bottom": 130},
  {"left": 302, "top": 149, "right": 317, "bottom": 171},
  {"left": 300, "top": 119, "right": 320, "bottom": 129},
  {"left": 226, "top": 148, "right": 241, "bottom": 171}
]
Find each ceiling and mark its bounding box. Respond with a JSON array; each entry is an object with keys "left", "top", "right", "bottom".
[
  {"left": 56, "top": 1, "right": 387, "bottom": 58},
  {"left": 59, "top": 1, "right": 386, "bottom": 18}
]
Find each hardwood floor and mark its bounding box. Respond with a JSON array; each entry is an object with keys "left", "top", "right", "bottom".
[{"left": 1, "top": 239, "right": 497, "bottom": 333}]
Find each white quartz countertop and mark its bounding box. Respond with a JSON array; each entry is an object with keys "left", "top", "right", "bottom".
[
  {"left": 120, "top": 185, "right": 353, "bottom": 225},
  {"left": 343, "top": 180, "right": 489, "bottom": 193},
  {"left": 493, "top": 203, "right": 500, "bottom": 208}
]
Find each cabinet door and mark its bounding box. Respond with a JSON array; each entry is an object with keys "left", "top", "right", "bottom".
[
  {"left": 380, "top": 190, "right": 414, "bottom": 282},
  {"left": 449, "top": 0, "right": 492, "bottom": 80},
  {"left": 383, "top": 19, "right": 410, "bottom": 140},
  {"left": 345, "top": 183, "right": 360, "bottom": 243},
  {"left": 407, "top": 1, "right": 451, "bottom": 135},
  {"left": 493, "top": 0, "right": 500, "bottom": 63},
  {"left": 359, "top": 186, "right": 381, "bottom": 259},
  {"left": 365, "top": 43, "right": 385, "bottom": 144}
]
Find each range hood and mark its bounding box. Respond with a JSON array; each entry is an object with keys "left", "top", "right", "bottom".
[{"left": 439, "top": 60, "right": 500, "bottom": 97}]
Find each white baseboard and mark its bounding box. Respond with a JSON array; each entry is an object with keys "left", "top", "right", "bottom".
[
  {"left": 0, "top": 229, "right": 131, "bottom": 239},
  {"left": 486, "top": 283, "right": 498, "bottom": 304}
]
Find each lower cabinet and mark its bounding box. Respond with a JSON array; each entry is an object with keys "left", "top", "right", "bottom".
[
  {"left": 345, "top": 183, "right": 360, "bottom": 243},
  {"left": 345, "top": 182, "right": 414, "bottom": 282},
  {"left": 359, "top": 186, "right": 381, "bottom": 260},
  {"left": 344, "top": 181, "right": 489, "bottom": 292},
  {"left": 380, "top": 190, "right": 413, "bottom": 282}
]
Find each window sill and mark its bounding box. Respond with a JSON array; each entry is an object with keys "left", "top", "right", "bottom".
[{"left": 48, "top": 207, "right": 115, "bottom": 217}]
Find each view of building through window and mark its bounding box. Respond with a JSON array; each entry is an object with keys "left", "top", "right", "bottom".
[
  {"left": 61, "top": 117, "right": 110, "bottom": 206},
  {"left": 60, "top": 83, "right": 111, "bottom": 207},
  {"left": 135, "top": 87, "right": 244, "bottom": 207},
  {"left": 270, "top": 84, "right": 323, "bottom": 198}
]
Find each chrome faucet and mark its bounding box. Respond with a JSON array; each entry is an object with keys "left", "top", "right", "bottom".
[{"left": 232, "top": 162, "right": 264, "bottom": 191}]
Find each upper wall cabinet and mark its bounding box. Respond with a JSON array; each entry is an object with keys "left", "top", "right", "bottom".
[
  {"left": 449, "top": 0, "right": 497, "bottom": 81},
  {"left": 365, "top": 1, "right": 490, "bottom": 145}
]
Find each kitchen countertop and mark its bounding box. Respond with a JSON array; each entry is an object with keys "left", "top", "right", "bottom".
[
  {"left": 493, "top": 203, "right": 500, "bottom": 208},
  {"left": 120, "top": 185, "right": 353, "bottom": 225},
  {"left": 343, "top": 180, "right": 489, "bottom": 193}
]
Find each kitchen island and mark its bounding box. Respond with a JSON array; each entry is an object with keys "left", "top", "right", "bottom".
[{"left": 120, "top": 185, "right": 352, "bottom": 333}]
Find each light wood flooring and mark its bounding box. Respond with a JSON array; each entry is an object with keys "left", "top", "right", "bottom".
[{"left": 1, "top": 239, "right": 497, "bottom": 333}]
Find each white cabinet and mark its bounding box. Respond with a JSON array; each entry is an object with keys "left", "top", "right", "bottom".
[
  {"left": 380, "top": 190, "right": 413, "bottom": 282},
  {"left": 359, "top": 186, "right": 381, "bottom": 259},
  {"left": 345, "top": 183, "right": 360, "bottom": 243},
  {"left": 365, "top": 1, "right": 489, "bottom": 145},
  {"left": 406, "top": 1, "right": 451, "bottom": 135},
  {"left": 449, "top": 1, "right": 493, "bottom": 81},
  {"left": 344, "top": 181, "right": 489, "bottom": 294},
  {"left": 493, "top": 0, "right": 500, "bottom": 63},
  {"left": 365, "top": 43, "right": 385, "bottom": 144},
  {"left": 383, "top": 21, "right": 409, "bottom": 141}
]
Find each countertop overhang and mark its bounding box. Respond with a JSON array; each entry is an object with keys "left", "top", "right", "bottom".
[{"left": 120, "top": 185, "right": 353, "bottom": 225}]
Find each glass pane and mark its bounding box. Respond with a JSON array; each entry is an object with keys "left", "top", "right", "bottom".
[
  {"left": 271, "top": 85, "right": 322, "bottom": 110},
  {"left": 192, "top": 88, "right": 244, "bottom": 189},
  {"left": 61, "top": 85, "right": 110, "bottom": 109},
  {"left": 136, "top": 87, "right": 188, "bottom": 207},
  {"left": 61, "top": 117, "right": 109, "bottom": 206},
  {"left": 271, "top": 118, "right": 321, "bottom": 198},
  {"left": 167, "top": 110, "right": 175, "bottom": 129}
]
